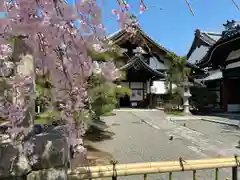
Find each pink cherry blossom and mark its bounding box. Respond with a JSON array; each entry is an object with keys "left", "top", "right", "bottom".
[
  {"left": 112, "top": 9, "right": 118, "bottom": 15},
  {"left": 0, "top": 0, "right": 139, "bottom": 160},
  {"left": 139, "top": 4, "right": 146, "bottom": 14}
]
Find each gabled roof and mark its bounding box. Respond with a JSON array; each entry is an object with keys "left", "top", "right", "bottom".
[
  {"left": 109, "top": 27, "right": 202, "bottom": 72},
  {"left": 198, "top": 69, "right": 222, "bottom": 81},
  {"left": 119, "top": 54, "right": 165, "bottom": 78},
  {"left": 186, "top": 29, "right": 221, "bottom": 63},
  {"left": 107, "top": 26, "right": 170, "bottom": 55},
  {"left": 198, "top": 20, "right": 240, "bottom": 68},
  {"left": 197, "top": 30, "right": 221, "bottom": 45}
]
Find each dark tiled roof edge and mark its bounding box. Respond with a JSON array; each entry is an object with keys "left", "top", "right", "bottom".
[{"left": 186, "top": 29, "right": 220, "bottom": 61}]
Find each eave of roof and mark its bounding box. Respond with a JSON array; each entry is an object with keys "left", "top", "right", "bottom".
[
  {"left": 199, "top": 31, "right": 221, "bottom": 45},
  {"left": 198, "top": 33, "right": 240, "bottom": 68},
  {"left": 198, "top": 69, "right": 222, "bottom": 81},
  {"left": 119, "top": 55, "right": 165, "bottom": 78},
  {"left": 186, "top": 62, "right": 203, "bottom": 71},
  {"left": 197, "top": 20, "right": 240, "bottom": 67},
  {"left": 186, "top": 29, "right": 221, "bottom": 60}
]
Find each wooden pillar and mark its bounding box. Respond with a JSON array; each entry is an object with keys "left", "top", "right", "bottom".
[
  {"left": 219, "top": 80, "right": 223, "bottom": 109},
  {"left": 149, "top": 93, "right": 153, "bottom": 109},
  {"left": 222, "top": 79, "right": 228, "bottom": 112}
]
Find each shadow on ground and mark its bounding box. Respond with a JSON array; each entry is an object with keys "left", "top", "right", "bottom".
[
  {"left": 70, "top": 143, "right": 114, "bottom": 169},
  {"left": 85, "top": 120, "right": 115, "bottom": 142},
  {"left": 85, "top": 143, "right": 114, "bottom": 165},
  {"left": 69, "top": 144, "right": 114, "bottom": 180}
]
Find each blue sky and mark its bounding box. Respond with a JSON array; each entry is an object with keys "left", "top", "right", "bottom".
[
  {"left": 2, "top": 1, "right": 240, "bottom": 56},
  {"left": 72, "top": 0, "right": 240, "bottom": 56},
  {"left": 100, "top": 0, "right": 240, "bottom": 56}
]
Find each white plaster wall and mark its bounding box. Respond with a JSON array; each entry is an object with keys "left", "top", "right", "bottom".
[{"left": 151, "top": 81, "right": 177, "bottom": 95}]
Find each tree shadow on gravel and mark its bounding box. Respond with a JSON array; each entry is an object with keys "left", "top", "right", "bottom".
[
  {"left": 85, "top": 144, "right": 114, "bottom": 164},
  {"left": 70, "top": 143, "right": 114, "bottom": 169},
  {"left": 84, "top": 121, "right": 115, "bottom": 142}
]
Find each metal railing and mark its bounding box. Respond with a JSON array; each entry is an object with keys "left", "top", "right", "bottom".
[{"left": 68, "top": 156, "right": 240, "bottom": 180}]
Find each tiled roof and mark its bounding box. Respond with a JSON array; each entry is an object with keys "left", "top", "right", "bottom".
[
  {"left": 188, "top": 46, "right": 209, "bottom": 64},
  {"left": 186, "top": 29, "right": 221, "bottom": 65},
  {"left": 198, "top": 20, "right": 240, "bottom": 68},
  {"left": 221, "top": 20, "right": 240, "bottom": 40},
  {"left": 107, "top": 26, "right": 171, "bottom": 55},
  {"left": 119, "top": 54, "right": 165, "bottom": 78},
  {"left": 198, "top": 69, "right": 222, "bottom": 81},
  {"left": 107, "top": 29, "right": 122, "bottom": 39},
  {"left": 198, "top": 30, "right": 221, "bottom": 45},
  {"left": 108, "top": 26, "right": 201, "bottom": 71}
]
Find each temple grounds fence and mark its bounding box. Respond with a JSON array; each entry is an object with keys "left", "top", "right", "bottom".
[{"left": 68, "top": 156, "right": 240, "bottom": 180}]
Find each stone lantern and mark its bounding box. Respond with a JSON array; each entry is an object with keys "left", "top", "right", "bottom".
[{"left": 180, "top": 81, "right": 193, "bottom": 114}]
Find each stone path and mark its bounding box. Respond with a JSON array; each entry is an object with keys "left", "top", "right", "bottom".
[{"left": 90, "top": 110, "right": 240, "bottom": 180}]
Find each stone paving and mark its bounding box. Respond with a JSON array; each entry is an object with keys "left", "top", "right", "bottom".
[{"left": 91, "top": 110, "right": 240, "bottom": 180}]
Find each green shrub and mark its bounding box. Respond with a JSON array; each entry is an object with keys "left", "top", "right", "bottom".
[
  {"left": 163, "top": 87, "right": 182, "bottom": 112},
  {"left": 88, "top": 73, "right": 131, "bottom": 119},
  {"left": 190, "top": 86, "right": 218, "bottom": 112}
]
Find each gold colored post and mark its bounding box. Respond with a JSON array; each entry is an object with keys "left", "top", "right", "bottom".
[
  {"left": 169, "top": 172, "right": 173, "bottom": 180},
  {"left": 215, "top": 168, "right": 219, "bottom": 180},
  {"left": 193, "top": 170, "right": 196, "bottom": 180},
  {"left": 232, "top": 167, "right": 237, "bottom": 180},
  {"left": 144, "top": 174, "right": 147, "bottom": 180}
]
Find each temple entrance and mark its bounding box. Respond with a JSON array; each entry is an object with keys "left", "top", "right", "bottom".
[
  {"left": 223, "top": 78, "right": 240, "bottom": 112},
  {"left": 119, "top": 94, "right": 131, "bottom": 107}
]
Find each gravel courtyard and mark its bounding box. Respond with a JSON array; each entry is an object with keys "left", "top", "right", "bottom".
[{"left": 90, "top": 110, "right": 240, "bottom": 180}]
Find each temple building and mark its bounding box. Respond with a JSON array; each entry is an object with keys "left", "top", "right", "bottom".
[
  {"left": 186, "top": 29, "right": 223, "bottom": 109},
  {"left": 108, "top": 26, "right": 169, "bottom": 108},
  {"left": 202, "top": 20, "right": 240, "bottom": 112},
  {"left": 108, "top": 24, "right": 198, "bottom": 108},
  {"left": 188, "top": 20, "right": 240, "bottom": 112}
]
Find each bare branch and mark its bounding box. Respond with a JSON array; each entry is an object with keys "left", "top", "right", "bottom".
[
  {"left": 140, "top": 0, "right": 147, "bottom": 9},
  {"left": 185, "top": 0, "right": 239, "bottom": 16},
  {"left": 185, "top": 0, "right": 195, "bottom": 16},
  {"left": 232, "top": 0, "right": 239, "bottom": 9}
]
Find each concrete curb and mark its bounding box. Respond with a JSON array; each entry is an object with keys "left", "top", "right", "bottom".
[
  {"left": 199, "top": 118, "right": 240, "bottom": 127},
  {"left": 114, "top": 109, "right": 158, "bottom": 112},
  {"left": 167, "top": 116, "right": 240, "bottom": 127}
]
